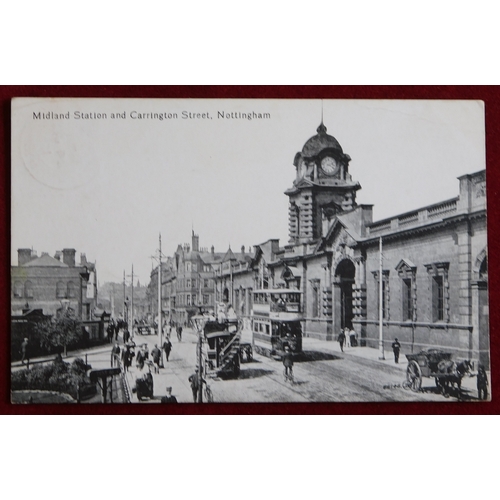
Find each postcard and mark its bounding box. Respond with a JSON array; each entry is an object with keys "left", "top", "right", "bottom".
[{"left": 10, "top": 98, "right": 490, "bottom": 404}]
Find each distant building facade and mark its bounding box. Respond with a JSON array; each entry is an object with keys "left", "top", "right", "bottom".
[
  {"left": 149, "top": 232, "right": 252, "bottom": 326},
  {"left": 11, "top": 248, "right": 98, "bottom": 320}
]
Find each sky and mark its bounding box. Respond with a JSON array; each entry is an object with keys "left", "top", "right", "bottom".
[{"left": 11, "top": 98, "right": 485, "bottom": 287}]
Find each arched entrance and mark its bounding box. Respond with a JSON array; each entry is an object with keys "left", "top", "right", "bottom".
[{"left": 334, "top": 259, "right": 356, "bottom": 332}]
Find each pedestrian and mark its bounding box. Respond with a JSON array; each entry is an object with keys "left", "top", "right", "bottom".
[
  {"left": 338, "top": 329, "right": 345, "bottom": 353},
  {"left": 122, "top": 345, "right": 134, "bottom": 372},
  {"left": 151, "top": 344, "right": 162, "bottom": 374},
  {"left": 21, "top": 337, "right": 29, "bottom": 365},
  {"left": 136, "top": 346, "right": 146, "bottom": 371},
  {"left": 477, "top": 364, "right": 489, "bottom": 400},
  {"left": 282, "top": 346, "right": 294, "bottom": 381},
  {"left": 391, "top": 338, "right": 401, "bottom": 364},
  {"left": 188, "top": 371, "right": 200, "bottom": 402},
  {"left": 177, "top": 326, "right": 183, "bottom": 342},
  {"left": 349, "top": 328, "right": 357, "bottom": 347},
  {"left": 107, "top": 322, "right": 115, "bottom": 343},
  {"left": 123, "top": 329, "right": 130, "bottom": 345},
  {"left": 161, "top": 386, "right": 178, "bottom": 403},
  {"left": 163, "top": 338, "right": 172, "bottom": 363},
  {"left": 111, "top": 342, "right": 121, "bottom": 367}
]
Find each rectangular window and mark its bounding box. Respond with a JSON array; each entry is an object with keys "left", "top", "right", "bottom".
[
  {"left": 374, "top": 272, "right": 389, "bottom": 320},
  {"left": 187, "top": 294, "right": 191, "bottom": 305},
  {"left": 192, "top": 264, "right": 197, "bottom": 272},
  {"left": 192, "top": 279, "right": 197, "bottom": 288},
  {"left": 432, "top": 275, "right": 444, "bottom": 322},
  {"left": 186, "top": 279, "right": 191, "bottom": 288},
  {"left": 402, "top": 278, "right": 413, "bottom": 321},
  {"left": 203, "top": 294, "right": 209, "bottom": 305},
  {"left": 311, "top": 280, "right": 320, "bottom": 318},
  {"left": 204, "top": 279, "right": 209, "bottom": 288}
]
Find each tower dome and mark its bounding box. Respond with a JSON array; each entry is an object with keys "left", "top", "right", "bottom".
[{"left": 301, "top": 123, "right": 343, "bottom": 158}]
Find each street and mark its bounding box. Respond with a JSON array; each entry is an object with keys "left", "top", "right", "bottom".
[
  {"left": 12, "top": 328, "right": 481, "bottom": 403},
  {"left": 121, "top": 329, "right": 479, "bottom": 403}
]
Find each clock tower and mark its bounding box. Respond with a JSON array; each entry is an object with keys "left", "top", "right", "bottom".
[{"left": 285, "top": 122, "right": 361, "bottom": 245}]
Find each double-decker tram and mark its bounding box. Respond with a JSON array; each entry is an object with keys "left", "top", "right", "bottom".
[{"left": 251, "top": 289, "right": 303, "bottom": 358}]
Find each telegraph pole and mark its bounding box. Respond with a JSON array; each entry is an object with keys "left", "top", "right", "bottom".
[
  {"left": 131, "top": 264, "right": 134, "bottom": 337},
  {"left": 158, "top": 233, "right": 162, "bottom": 349},
  {"left": 379, "top": 237, "right": 385, "bottom": 360},
  {"left": 123, "top": 270, "right": 126, "bottom": 323}
]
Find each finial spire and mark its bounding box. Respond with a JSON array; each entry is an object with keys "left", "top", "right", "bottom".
[{"left": 317, "top": 100, "right": 327, "bottom": 134}]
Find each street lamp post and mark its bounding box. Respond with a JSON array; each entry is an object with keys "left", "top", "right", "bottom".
[
  {"left": 192, "top": 312, "right": 207, "bottom": 403},
  {"left": 378, "top": 237, "right": 385, "bottom": 360}
]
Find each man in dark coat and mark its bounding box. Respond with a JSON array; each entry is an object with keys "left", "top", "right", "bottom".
[
  {"left": 107, "top": 322, "right": 115, "bottom": 343},
  {"left": 121, "top": 345, "right": 134, "bottom": 372},
  {"left": 391, "top": 338, "right": 401, "bottom": 364},
  {"left": 162, "top": 338, "right": 172, "bottom": 363},
  {"left": 161, "top": 387, "right": 178, "bottom": 403},
  {"left": 151, "top": 344, "right": 162, "bottom": 373},
  {"left": 477, "top": 365, "right": 489, "bottom": 400},
  {"left": 136, "top": 346, "right": 147, "bottom": 371},
  {"left": 338, "top": 329, "right": 346, "bottom": 353},
  {"left": 188, "top": 372, "right": 199, "bottom": 402},
  {"left": 282, "top": 346, "right": 294, "bottom": 380}
]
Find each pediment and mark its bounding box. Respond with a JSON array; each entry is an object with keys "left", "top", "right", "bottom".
[{"left": 395, "top": 258, "right": 416, "bottom": 273}]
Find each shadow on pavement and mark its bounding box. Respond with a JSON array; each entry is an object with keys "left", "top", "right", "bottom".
[
  {"left": 238, "top": 368, "right": 275, "bottom": 380},
  {"left": 420, "top": 385, "right": 477, "bottom": 401},
  {"left": 296, "top": 350, "right": 342, "bottom": 362}
]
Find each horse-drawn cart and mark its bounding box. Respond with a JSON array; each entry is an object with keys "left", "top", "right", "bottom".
[{"left": 404, "top": 349, "right": 472, "bottom": 397}]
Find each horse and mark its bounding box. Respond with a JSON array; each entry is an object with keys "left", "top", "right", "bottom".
[{"left": 436, "top": 359, "right": 473, "bottom": 398}]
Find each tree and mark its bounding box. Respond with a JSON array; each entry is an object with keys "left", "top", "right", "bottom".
[{"left": 35, "top": 309, "right": 82, "bottom": 356}]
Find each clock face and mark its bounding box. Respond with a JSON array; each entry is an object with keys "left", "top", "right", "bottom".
[{"left": 321, "top": 156, "right": 338, "bottom": 175}]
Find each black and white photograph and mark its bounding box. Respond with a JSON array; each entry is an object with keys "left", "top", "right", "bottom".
[{"left": 10, "top": 97, "right": 490, "bottom": 404}]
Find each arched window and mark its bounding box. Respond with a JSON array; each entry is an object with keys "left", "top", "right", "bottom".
[
  {"left": 67, "top": 281, "right": 76, "bottom": 298},
  {"left": 24, "top": 281, "right": 34, "bottom": 299},
  {"left": 56, "top": 281, "right": 66, "bottom": 299},
  {"left": 479, "top": 256, "right": 488, "bottom": 281},
  {"left": 13, "top": 281, "right": 23, "bottom": 298}
]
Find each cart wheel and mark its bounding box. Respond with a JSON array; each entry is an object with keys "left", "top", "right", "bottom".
[{"left": 407, "top": 360, "right": 422, "bottom": 392}]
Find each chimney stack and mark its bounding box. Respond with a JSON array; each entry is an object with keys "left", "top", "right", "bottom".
[
  {"left": 211, "top": 245, "right": 215, "bottom": 254},
  {"left": 18, "top": 248, "right": 33, "bottom": 266},
  {"left": 62, "top": 248, "right": 76, "bottom": 267},
  {"left": 241, "top": 245, "right": 245, "bottom": 254}
]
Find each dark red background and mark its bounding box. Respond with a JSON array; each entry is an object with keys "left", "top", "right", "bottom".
[{"left": 1, "top": 85, "right": 497, "bottom": 415}]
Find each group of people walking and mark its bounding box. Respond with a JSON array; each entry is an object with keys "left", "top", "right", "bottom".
[{"left": 337, "top": 327, "right": 357, "bottom": 352}]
